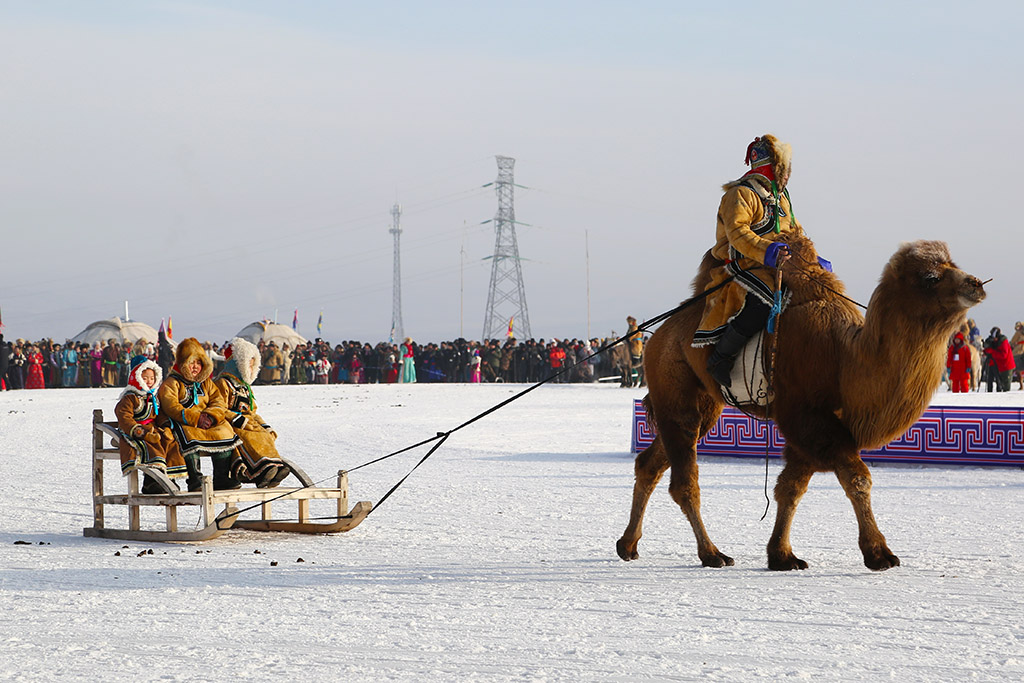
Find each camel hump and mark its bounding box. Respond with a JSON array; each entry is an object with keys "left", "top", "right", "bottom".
[{"left": 776, "top": 228, "right": 818, "bottom": 262}]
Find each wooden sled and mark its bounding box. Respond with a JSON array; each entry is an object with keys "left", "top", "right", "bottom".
[{"left": 84, "top": 409, "right": 372, "bottom": 542}]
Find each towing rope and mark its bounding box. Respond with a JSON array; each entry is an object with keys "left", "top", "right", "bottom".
[
  {"left": 219, "top": 255, "right": 856, "bottom": 529},
  {"left": 218, "top": 269, "right": 755, "bottom": 527}
]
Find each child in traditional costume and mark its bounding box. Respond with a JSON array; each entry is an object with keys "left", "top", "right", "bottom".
[
  {"left": 214, "top": 338, "right": 291, "bottom": 488},
  {"left": 115, "top": 356, "right": 186, "bottom": 494},
  {"left": 157, "top": 337, "right": 241, "bottom": 491}
]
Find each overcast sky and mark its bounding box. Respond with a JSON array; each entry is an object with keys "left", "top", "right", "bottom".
[{"left": 2, "top": 1, "right": 1021, "bottom": 344}]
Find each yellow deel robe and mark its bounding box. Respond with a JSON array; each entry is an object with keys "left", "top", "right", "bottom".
[
  {"left": 216, "top": 372, "right": 287, "bottom": 485},
  {"left": 157, "top": 338, "right": 240, "bottom": 456}
]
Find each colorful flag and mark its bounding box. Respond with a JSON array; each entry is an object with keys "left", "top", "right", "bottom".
[
  {"left": 317, "top": 311, "right": 323, "bottom": 335},
  {"left": 507, "top": 316, "right": 515, "bottom": 338},
  {"left": 388, "top": 325, "right": 395, "bottom": 345},
  {"left": 167, "top": 316, "right": 173, "bottom": 339},
  {"left": 292, "top": 309, "right": 298, "bottom": 331},
  {"left": 0, "top": 306, "right": 4, "bottom": 332}
]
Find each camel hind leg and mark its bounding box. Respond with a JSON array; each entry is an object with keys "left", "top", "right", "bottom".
[
  {"left": 617, "top": 394, "right": 731, "bottom": 567},
  {"left": 660, "top": 405, "right": 733, "bottom": 568},
  {"left": 616, "top": 436, "right": 670, "bottom": 561},
  {"left": 665, "top": 439, "right": 733, "bottom": 566}
]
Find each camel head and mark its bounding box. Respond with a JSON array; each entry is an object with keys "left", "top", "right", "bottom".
[{"left": 875, "top": 241, "right": 986, "bottom": 326}]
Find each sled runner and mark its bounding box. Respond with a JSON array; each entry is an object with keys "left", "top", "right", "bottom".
[{"left": 84, "top": 410, "right": 371, "bottom": 542}]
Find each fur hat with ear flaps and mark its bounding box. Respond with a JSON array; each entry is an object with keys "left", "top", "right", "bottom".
[
  {"left": 222, "top": 337, "right": 261, "bottom": 386},
  {"left": 173, "top": 337, "right": 213, "bottom": 383},
  {"left": 726, "top": 134, "right": 792, "bottom": 190}
]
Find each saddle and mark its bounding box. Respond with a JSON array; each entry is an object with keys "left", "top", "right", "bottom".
[{"left": 721, "top": 330, "right": 773, "bottom": 409}]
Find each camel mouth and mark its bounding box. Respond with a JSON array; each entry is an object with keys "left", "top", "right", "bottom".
[{"left": 959, "top": 277, "right": 986, "bottom": 307}]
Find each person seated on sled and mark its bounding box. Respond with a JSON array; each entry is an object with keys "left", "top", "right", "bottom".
[
  {"left": 694, "top": 133, "right": 829, "bottom": 388},
  {"left": 115, "top": 356, "right": 186, "bottom": 494},
  {"left": 157, "top": 337, "right": 241, "bottom": 491},
  {"left": 214, "top": 338, "right": 291, "bottom": 488}
]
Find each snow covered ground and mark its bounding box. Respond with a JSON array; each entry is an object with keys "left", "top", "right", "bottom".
[{"left": 1, "top": 383, "right": 1023, "bottom": 681}]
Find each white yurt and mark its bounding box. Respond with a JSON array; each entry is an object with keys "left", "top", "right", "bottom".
[
  {"left": 234, "top": 322, "right": 308, "bottom": 349},
  {"left": 69, "top": 317, "right": 172, "bottom": 348}
]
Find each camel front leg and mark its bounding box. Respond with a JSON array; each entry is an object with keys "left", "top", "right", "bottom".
[
  {"left": 616, "top": 437, "right": 669, "bottom": 561},
  {"left": 835, "top": 458, "right": 900, "bottom": 571},
  {"left": 767, "top": 450, "right": 814, "bottom": 571}
]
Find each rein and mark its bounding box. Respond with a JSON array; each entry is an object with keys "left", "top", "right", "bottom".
[{"left": 788, "top": 252, "right": 868, "bottom": 311}]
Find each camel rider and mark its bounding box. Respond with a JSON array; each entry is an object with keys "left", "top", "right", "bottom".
[{"left": 694, "top": 134, "right": 825, "bottom": 388}]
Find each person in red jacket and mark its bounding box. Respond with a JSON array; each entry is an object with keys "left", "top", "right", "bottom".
[
  {"left": 946, "top": 332, "right": 972, "bottom": 393},
  {"left": 548, "top": 341, "right": 567, "bottom": 383},
  {"left": 983, "top": 327, "right": 1015, "bottom": 392}
]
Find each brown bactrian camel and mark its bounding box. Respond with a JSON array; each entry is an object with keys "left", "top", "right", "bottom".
[{"left": 616, "top": 231, "right": 986, "bottom": 570}]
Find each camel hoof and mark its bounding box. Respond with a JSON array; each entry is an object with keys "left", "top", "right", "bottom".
[
  {"left": 768, "top": 554, "right": 809, "bottom": 571},
  {"left": 616, "top": 538, "right": 639, "bottom": 562},
  {"left": 865, "top": 551, "right": 900, "bottom": 571},
  {"left": 700, "top": 551, "right": 734, "bottom": 568}
]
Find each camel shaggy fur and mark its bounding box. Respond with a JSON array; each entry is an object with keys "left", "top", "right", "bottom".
[{"left": 616, "top": 231, "right": 986, "bottom": 570}]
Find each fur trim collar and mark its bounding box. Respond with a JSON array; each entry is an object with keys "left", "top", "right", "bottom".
[
  {"left": 722, "top": 173, "right": 775, "bottom": 195},
  {"left": 173, "top": 337, "right": 213, "bottom": 383}
]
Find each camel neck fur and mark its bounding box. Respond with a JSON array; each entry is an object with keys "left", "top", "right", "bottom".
[{"left": 841, "top": 284, "right": 964, "bottom": 450}]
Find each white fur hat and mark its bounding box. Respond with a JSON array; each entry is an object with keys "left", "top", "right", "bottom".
[{"left": 225, "top": 337, "right": 261, "bottom": 385}]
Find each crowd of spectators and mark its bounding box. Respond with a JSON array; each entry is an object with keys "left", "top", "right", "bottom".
[
  {"left": 945, "top": 319, "right": 1024, "bottom": 393},
  {"left": 0, "top": 332, "right": 641, "bottom": 390},
  {"left": 8, "top": 317, "right": 1024, "bottom": 393},
  {"left": 9, "top": 317, "right": 1020, "bottom": 393}
]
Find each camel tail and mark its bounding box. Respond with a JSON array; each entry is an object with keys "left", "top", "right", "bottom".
[
  {"left": 690, "top": 249, "right": 721, "bottom": 298},
  {"left": 642, "top": 394, "right": 658, "bottom": 432}
]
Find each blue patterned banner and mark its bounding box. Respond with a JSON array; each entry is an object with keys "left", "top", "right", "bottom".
[{"left": 631, "top": 400, "right": 1024, "bottom": 466}]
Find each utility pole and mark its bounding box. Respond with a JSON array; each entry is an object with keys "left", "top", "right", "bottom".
[
  {"left": 585, "top": 230, "right": 591, "bottom": 341},
  {"left": 460, "top": 236, "right": 466, "bottom": 339},
  {"left": 482, "top": 155, "right": 531, "bottom": 340},
  {"left": 390, "top": 203, "right": 404, "bottom": 344}
]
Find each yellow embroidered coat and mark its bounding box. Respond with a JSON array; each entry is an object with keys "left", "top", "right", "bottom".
[
  {"left": 693, "top": 175, "right": 801, "bottom": 347},
  {"left": 157, "top": 338, "right": 240, "bottom": 455}
]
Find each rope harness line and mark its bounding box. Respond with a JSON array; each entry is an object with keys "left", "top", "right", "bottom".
[
  {"left": 789, "top": 252, "right": 868, "bottom": 311},
  {"left": 217, "top": 255, "right": 861, "bottom": 529},
  {"left": 217, "top": 269, "right": 761, "bottom": 527}
]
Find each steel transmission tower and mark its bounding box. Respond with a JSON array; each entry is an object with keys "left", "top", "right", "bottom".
[
  {"left": 482, "top": 155, "right": 531, "bottom": 340},
  {"left": 390, "top": 203, "right": 404, "bottom": 343}
]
